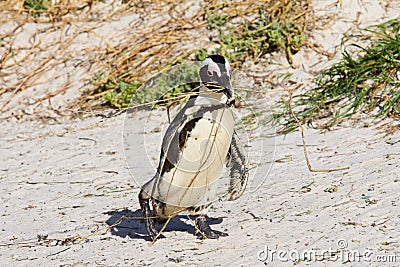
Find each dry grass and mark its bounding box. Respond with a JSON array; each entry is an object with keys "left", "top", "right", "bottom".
[{"left": 0, "top": 0, "right": 313, "bottom": 116}]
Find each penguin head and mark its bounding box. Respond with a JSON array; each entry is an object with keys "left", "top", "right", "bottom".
[{"left": 199, "top": 55, "right": 234, "bottom": 103}]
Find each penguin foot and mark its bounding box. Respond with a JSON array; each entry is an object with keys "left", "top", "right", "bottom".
[
  {"left": 145, "top": 219, "right": 165, "bottom": 240},
  {"left": 195, "top": 216, "right": 228, "bottom": 239},
  {"left": 147, "top": 221, "right": 163, "bottom": 240},
  {"left": 138, "top": 190, "right": 164, "bottom": 240}
]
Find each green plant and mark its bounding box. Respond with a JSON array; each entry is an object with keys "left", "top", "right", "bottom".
[
  {"left": 194, "top": 48, "right": 209, "bottom": 61},
  {"left": 275, "top": 19, "right": 400, "bottom": 133},
  {"left": 98, "top": 64, "right": 201, "bottom": 109},
  {"left": 213, "top": 1, "right": 310, "bottom": 65},
  {"left": 206, "top": 3, "right": 228, "bottom": 30},
  {"left": 102, "top": 80, "right": 141, "bottom": 109},
  {"left": 24, "top": 0, "right": 48, "bottom": 17},
  {"left": 324, "top": 185, "right": 338, "bottom": 193},
  {"left": 168, "top": 257, "right": 184, "bottom": 263}
]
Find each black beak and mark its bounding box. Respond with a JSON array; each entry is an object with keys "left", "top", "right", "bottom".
[{"left": 220, "top": 73, "right": 234, "bottom": 104}]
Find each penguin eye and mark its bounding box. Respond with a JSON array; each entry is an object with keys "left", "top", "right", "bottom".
[{"left": 207, "top": 70, "right": 213, "bottom": 76}]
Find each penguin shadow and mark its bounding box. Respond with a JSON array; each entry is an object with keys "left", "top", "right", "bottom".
[{"left": 104, "top": 208, "right": 225, "bottom": 241}]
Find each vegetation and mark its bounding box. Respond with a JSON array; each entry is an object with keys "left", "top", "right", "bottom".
[
  {"left": 209, "top": 1, "right": 309, "bottom": 65},
  {"left": 6, "top": 1, "right": 399, "bottom": 134},
  {"left": 274, "top": 19, "right": 400, "bottom": 133},
  {"left": 99, "top": 64, "right": 201, "bottom": 109},
  {"left": 0, "top": 0, "right": 312, "bottom": 112},
  {"left": 88, "top": 0, "right": 311, "bottom": 109},
  {"left": 23, "top": 0, "right": 48, "bottom": 17}
]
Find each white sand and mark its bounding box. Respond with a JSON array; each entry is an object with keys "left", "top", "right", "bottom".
[{"left": 1, "top": 1, "right": 399, "bottom": 266}]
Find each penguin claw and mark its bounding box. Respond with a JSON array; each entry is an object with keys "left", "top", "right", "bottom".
[
  {"left": 139, "top": 190, "right": 164, "bottom": 241},
  {"left": 196, "top": 229, "right": 228, "bottom": 239},
  {"left": 148, "top": 227, "right": 161, "bottom": 240},
  {"left": 195, "top": 216, "right": 228, "bottom": 239},
  {"left": 148, "top": 232, "right": 166, "bottom": 241}
]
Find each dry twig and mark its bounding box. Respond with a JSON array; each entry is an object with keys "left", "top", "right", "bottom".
[{"left": 287, "top": 88, "right": 350, "bottom": 173}]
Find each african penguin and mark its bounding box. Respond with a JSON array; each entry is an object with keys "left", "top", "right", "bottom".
[{"left": 138, "top": 55, "right": 249, "bottom": 240}]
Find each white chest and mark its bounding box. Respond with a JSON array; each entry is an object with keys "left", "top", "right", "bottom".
[{"left": 158, "top": 105, "right": 234, "bottom": 209}]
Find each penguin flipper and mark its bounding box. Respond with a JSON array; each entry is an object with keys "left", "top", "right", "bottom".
[{"left": 225, "top": 130, "right": 248, "bottom": 201}]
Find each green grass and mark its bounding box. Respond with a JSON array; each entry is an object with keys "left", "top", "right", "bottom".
[
  {"left": 274, "top": 19, "right": 400, "bottom": 133},
  {"left": 96, "top": 64, "right": 201, "bottom": 109},
  {"left": 212, "top": 1, "right": 309, "bottom": 65},
  {"left": 24, "top": 0, "right": 48, "bottom": 17}
]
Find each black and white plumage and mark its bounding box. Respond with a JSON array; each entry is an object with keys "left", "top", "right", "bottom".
[{"left": 138, "top": 55, "right": 248, "bottom": 240}]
